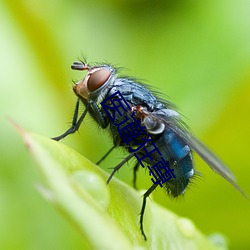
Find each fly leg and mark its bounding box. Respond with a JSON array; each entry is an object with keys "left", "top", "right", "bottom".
[
  {"left": 52, "top": 99, "right": 89, "bottom": 141},
  {"left": 104, "top": 152, "right": 140, "bottom": 188},
  {"left": 96, "top": 145, "right": 116, "bottom": 165},
  {"left": 140, "top": 183, "right": 158, "bottom": 240},
  {"left": 133, "top": 162, "right": 140, "bottom": 189},
  {"left": 106, "top": 152, "right": 135, "bottom": 184},
  {"left": 107, "top": 144, "right": 148, "bottom": 185}
]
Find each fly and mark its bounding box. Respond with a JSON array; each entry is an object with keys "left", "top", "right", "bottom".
[{"left": 52, "top": 60, "right": 247, "bottom": 240}]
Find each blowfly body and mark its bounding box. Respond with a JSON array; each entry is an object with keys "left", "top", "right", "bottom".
[{"left": 52, "top": 60, "right": 246, "bottom": 240}]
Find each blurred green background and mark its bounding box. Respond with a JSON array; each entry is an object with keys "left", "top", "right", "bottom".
[{"left": 1, "top": 0, "right": 250, "bottom": 249}]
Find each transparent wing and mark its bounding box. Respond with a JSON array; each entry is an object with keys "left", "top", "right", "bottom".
[{"left": 150, "top": 110, "right": 247, "bottom": 198}]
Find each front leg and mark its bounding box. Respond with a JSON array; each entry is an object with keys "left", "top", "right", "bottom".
[{"left": 52, "top": 99, "right": 89, "bottom": 141}]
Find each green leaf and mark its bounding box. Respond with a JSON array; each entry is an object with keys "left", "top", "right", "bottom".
[{"left": 19, "top": 127, "right": 227, "bottom": 250}]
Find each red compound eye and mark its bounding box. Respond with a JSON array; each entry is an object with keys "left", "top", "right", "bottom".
[{"left": 87, "top": 68, "right": 111, "bottom": 92}]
